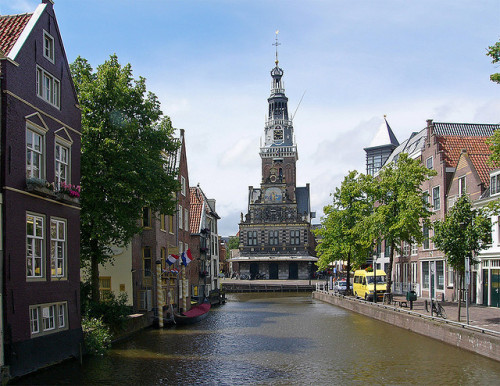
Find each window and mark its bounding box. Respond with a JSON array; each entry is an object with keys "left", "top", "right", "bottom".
[
  {"left": 26, "top": 128, "right": 44, "bottom": 179},
  {"left": 99, "top": 277, "right": 111, "bottom": 300},
  {"left": 411, "top": 241, "right": 418, "bottom": 256},
  {"left": 269, "top": 230, "right": 279, "bottom": 245},
  {"left": 43, "top": 30, "right": 54, "bottom": 62},
  {"left": 168, "top": 215, "right": 174, "bottom": 233},
  {"left": 411, "top": 262, "right": 417, "bottom": 284},
  {"left": 422, "top": 261, "right": 429, "bottom": 289},
  {"left": 161, "top": 247, "right": 166, "bottom": 270},
  {"left": 178, "top": 205, "right": 183, "bottom": 229},
  {"left": 27, "top": 213, "right": 44, "bottom": 278},
  {"left": 447, "top": 266, "right": 454, "bottom": 288},
  {"left": 184, "top": 208, "right": 189, "bottom": 231},
  {"left": 402, "top": 241, "right": 410, "bottom": 256},
  {"left": 30, "top": 308, "right": 39, "bottom": 334},
  {"left": 55, "top": 143, "right": 69, "bottom": 188},
  {"left": 160, "top": 214, "right": 166, "bottom": 231},
  {"left": 50, "top": 218, "right": 66, "bottom": 278},
  {"left": 36, "top": 66, "right": 60, "bottom": 108},
  {"left": 491, "top": 174, "right": 500, "bottom": 195},
  {"left": 179, "top": 241, "right": 184, "bottom": 254},
  {"left": 290, "top": 230, "right": 300, "bottom": 245},
  {"left": 181, "top": 176, "right": 186, "bottom": 196},
  {"left": 423, "top": 224, "right": 430, "bottom": 250},
  {"left": 58, "top": 304, "right": 66, "bottom": 328},
  {"left": 142, "top": 207, "right": 151, "bottom": 228},
  {"left": 436, "top": 261, "right": 444, "bottom": 290},
  {"left": 458, "top": 176, "right": 466, "bottom": 196},
  {"left": 384, "top": 242, "right": 391, "bottom": 257},
  {"left": 30, "top": 302, "right": 68, "bottom": 337},
  {"left": 43, "top": 305, "right": 55, "bottom": 330},
  {"left": 143, "top": 247, "right": 152, "bottom": 278},
  {"left": 426, "top": 156, "right": 433, "bottom": 169},
  {"left": 432, "top": 186, "right": 440, "bottom": 211},
  {"left": 247, "top": 231, "right": 257, "bottom": 246}
]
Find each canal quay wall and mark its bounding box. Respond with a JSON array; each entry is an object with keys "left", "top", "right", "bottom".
[
  {"left": 222, "top": 281, "right": 314, "bottom": 293},
  {"left": 313, "top": 291, "right": 500, "bottom": 362}
]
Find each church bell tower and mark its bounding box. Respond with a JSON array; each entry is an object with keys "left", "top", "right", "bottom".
[{"left": 260, "top": 32, "right": 298, "bottom": 201}]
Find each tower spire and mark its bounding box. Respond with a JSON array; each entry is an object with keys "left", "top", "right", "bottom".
[{"left": 273, "top": 30, "right": 280, "bottom": 65}]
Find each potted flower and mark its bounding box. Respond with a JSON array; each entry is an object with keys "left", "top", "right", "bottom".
[{"left": 56, "top": 182, "right": 81, "bottom": 204}]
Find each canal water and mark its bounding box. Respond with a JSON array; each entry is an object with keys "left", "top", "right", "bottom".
[{"left": 15, "top": 293, "right": 500, "bottom": 385}]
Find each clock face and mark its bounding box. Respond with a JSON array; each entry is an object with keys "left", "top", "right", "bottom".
[{"left": 273, "top": 129, "right": 283, "bottom": 141}]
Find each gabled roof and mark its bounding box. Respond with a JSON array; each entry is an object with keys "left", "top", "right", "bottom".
[
  {"left": 437, "top": 136, "right": 492, "bottom": 185},
  {"left": 0, "top": 13, "right": 33, "bottom": 56},
  {"left": 433, "top": 122, "right": 499, "bottom": 137},
  {"left": 383, "top": 128, "right": 427, "bottom": 166},
  {"left": 189, "top": 186, "right": 204, "bottom": 234}
]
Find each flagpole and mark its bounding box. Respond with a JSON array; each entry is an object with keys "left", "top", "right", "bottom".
[
  {"left": 181, "top": 264, "right": 187, "bottom": 312},
  {"left": 156, "top": 262, "right": 163, "bottom": 328}
]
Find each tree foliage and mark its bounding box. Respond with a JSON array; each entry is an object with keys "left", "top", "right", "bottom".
[
  {"left": 71, "top": 55, "right": 180, "bottom": 301},
  {"left": 315, "top": 171, "right": 374, "bottom": 293},
  {"left": 362, "top": 153, "right": 436, "bottom": 294},
  {"left": 433, "top": 194, "right": 491, "bottom": 321},
  {"left": 433, "top": 195, "right": 491, "bottom": 273},
  {"left": 226, "top": 236, "right": 240, "bottom": 251},
  {"left": 487, "top": 40, "right": 500, "bottom": 84}
]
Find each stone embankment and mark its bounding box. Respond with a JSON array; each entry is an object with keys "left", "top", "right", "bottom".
[{"left": 313, "top": 289, "right": 500, "bottom": 362}]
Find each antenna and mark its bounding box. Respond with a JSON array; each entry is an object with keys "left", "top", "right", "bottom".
[{"left": 292, "top": 90, "right": 306, "bottom": 120}]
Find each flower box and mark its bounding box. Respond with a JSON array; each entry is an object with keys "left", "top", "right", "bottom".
[
  {"left": 26, "top": 178, "right": 55, "bottom": 198},
  {"left": 56, "top": 192, "right": 80, "bottom": 206}
]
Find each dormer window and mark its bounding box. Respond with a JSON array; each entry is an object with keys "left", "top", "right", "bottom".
[
  {"left": 491, "top": 173, "right": 500, "bottom": 196},
  {"left": 43, "top": 31, "right": 54, "bottom": 63}
]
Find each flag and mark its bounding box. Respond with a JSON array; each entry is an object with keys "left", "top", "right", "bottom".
[
  {"left": 181, "top": 249, "right": 193, "bottom": 266},
  {"left": 170, "top": 268, "right": 179, "bottom": 274},
  {"left": 167, "top": 254, "right": 179, "bottom": 266}
]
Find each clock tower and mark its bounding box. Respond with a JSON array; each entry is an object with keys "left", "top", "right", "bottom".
[{"left": 235, "top": 33, "right": 317, "bottom": 281}]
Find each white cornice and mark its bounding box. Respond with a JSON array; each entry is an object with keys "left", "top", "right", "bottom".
[{"left": 8, "top": 4, "right": 47, "bottom": 61}]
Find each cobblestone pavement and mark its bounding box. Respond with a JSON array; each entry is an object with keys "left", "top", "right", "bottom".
[{"left": 221, "top": 278, "right": 500, "bottom": 334}]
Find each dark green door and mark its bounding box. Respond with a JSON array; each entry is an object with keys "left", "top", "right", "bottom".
[
  {"left": 289, "top": 262, "right": 298, "bottom": 280},
  {"left": 269, "top": 262, "right": 278, "bottom": 279},
  {"left": 492, "top": 269, "right": 500, "bottom": 308}
]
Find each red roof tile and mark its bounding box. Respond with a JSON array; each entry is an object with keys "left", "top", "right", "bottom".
[
  {"left": 0, "top": 13, "right": 32, "bottom": 56},
  {"left": 437, "top": 135, "right": 493, "bottom": 186},
  {"left": 189, "top": 187, "right": 203, "bottom": 234}
]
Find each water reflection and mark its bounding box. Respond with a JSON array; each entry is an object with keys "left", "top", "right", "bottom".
[{"left": 15, "top": 293, "right": 500, "bottom": 385}]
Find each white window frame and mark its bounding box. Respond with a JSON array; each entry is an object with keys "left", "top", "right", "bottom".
[
  {"left": 181, "top": 176, "right": 186, "bottom": 196},
  {"left": 36, "top": 65, "right": 60, "bottom": 108},
  {"left": 491, "top": 173, "right": 500, "bottom": 196},
  {"left": 411, "top": 241, "right": 418, "bottom": 256},
  {"left": 27, "top": 213, "right": 45, "bottom": 279},
  {"left": 432, "top": 186, "right": 440, "bottom": 211},
  {"left": 184, "top": 208, "right": 189, "bottom": 232},
  {"left": 458, "top": 176, "right": 466, "bottom": 196},
  {"left": 30, "top": 302, "right": 68, "bottom": 337},
  {"left": 426, "top": 156, "right": 433, "bottom": 170},
  {"left": 30, "top": 307, "right": 39, "bottom": 334},
  {"left": 55, "top": 141, "right": 70, "bottom": 188},
  {"left": 43, "top": 30, "right": 55, "bottom": 63},
  {"left": 447, "top": 265, "right": 454, "bottom": 288},
  {"left": 26, "top": 126, "right": 45, "bottom": 179},
  {"left": 50, "top": 218, "right": 67, "bottom": 279},
  {"left": 178, "top": 205, "right": 183, "bottom": 230}
]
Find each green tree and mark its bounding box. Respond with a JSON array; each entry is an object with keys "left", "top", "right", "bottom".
[
  {"left": 433, "top": 195, "right": 491, "bottom": 321},
  {"left": 226, "top": 236, "right": 239, "bottom": 251},
  {"left": 487, "top": 40, "right": 500, "bottom": 84},
  {"left": 71, "top": 55, "right": 180, "bottom": 302},
  {"left": 364, "top": 153, "right": 436, "bottom": 296},
  {"left": 315, "top": 171, "right": 374, "bottom": 294}
]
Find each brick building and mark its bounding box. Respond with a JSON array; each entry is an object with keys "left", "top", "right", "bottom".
[{"left": 0, "top": 0, "right": 82, "bottom": 377}]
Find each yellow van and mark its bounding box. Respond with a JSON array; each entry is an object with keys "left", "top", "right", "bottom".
[{"left": 353, "top": 270, "right": 387, "bottom": 301}]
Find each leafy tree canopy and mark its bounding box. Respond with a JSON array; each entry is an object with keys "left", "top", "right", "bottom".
[
  {"left": 71, "top": 54, "right": 180, "bottom": 300},
  {"left": 226, "top": 236, "right": 240, "bottom": 251},
  {"left": 315, "top": 171, "right": 373, "bottom": 289},
  {"left": 487, "top": 40, "right": 500, "bottom": 84},
  {"left": 433, "top": 195, "right": 492, "bottom": 274},
  {"left": 361, "top": 153, "right": 436, "bottom": 293}
]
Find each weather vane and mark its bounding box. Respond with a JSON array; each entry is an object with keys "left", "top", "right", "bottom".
[{"left": 273, "top": 30, "right": 280, "bottom": 65}]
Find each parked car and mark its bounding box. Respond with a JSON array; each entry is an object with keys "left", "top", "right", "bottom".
[{"left": 334, "top": 280, "right": 352, "bottom": 294}]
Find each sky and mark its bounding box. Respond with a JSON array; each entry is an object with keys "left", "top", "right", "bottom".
[{"left": 3, "top": 0, "right": 500, "bottom": 237}]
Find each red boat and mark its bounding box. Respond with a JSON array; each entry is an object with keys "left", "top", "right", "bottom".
[{"left": 174, "top": 302, "right": 211, "bottom": 325}]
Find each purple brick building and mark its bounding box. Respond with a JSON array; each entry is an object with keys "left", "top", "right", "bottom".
[{"left": 0, "top": 0, "right": 82, "bottom": 377}]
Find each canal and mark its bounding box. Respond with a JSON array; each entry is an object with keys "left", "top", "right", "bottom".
[{"left": 15, "top": 293, "right": 500, "bottom": 385}]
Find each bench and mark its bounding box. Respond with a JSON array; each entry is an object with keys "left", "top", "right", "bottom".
[{"left": 392, "top": 299, "right": 408, "bottom": 308}]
